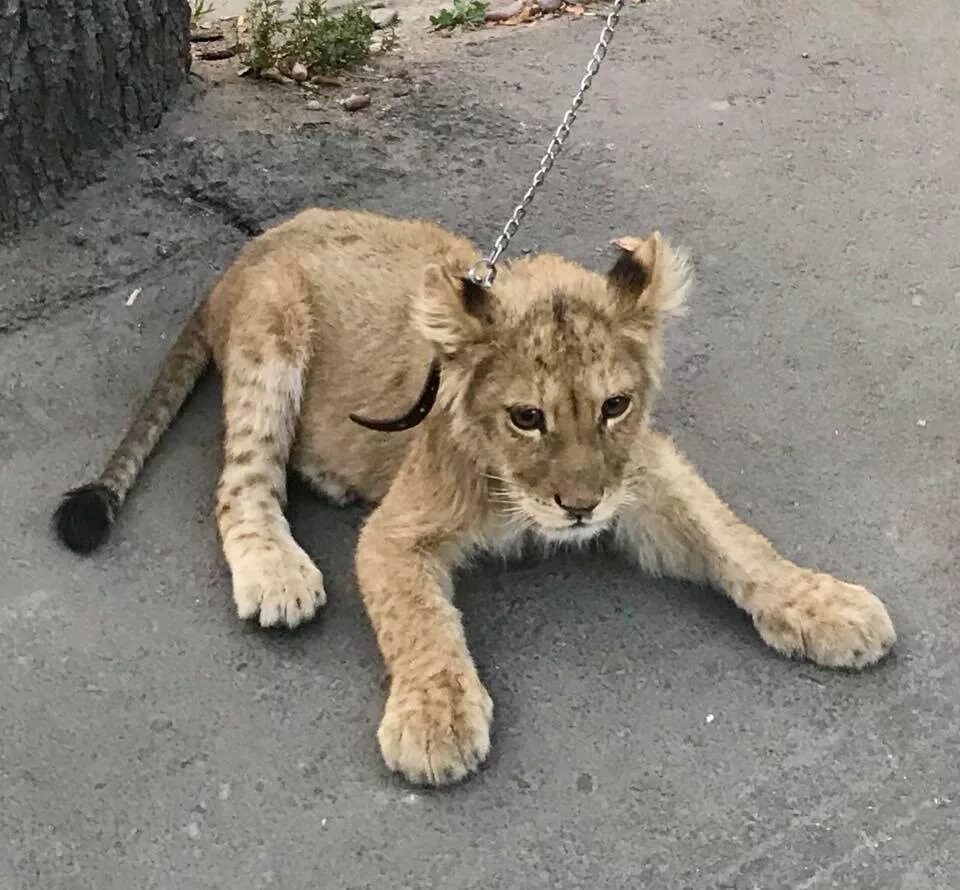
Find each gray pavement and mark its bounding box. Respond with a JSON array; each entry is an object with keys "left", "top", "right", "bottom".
[{"left": 2, "top": 0, "right": 959, "bottom": 887}]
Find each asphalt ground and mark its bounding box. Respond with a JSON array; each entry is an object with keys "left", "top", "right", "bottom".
[{"left": 1, "top": 1, "right": 958, "bottom": 886}]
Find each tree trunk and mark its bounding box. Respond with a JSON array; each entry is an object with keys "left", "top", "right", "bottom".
[{"left": 0, "top": 0, "right": 191, "bottom": 233}]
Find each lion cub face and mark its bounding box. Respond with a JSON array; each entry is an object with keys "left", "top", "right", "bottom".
[{"left": 417, "top": 233, "right": 692, "bottom": 542}]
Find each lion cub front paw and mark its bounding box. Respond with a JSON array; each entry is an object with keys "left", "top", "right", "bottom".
[
  {"left": 753, "top": 572, "right": 895, "bottom": 669},
  {"left": 229, "top": 539, "right": 326, "bottom": 629},
  {"left": 378, "top": 667, "right": 493, "bottom": 786}
]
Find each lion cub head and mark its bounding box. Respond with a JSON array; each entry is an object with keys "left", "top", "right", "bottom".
[{"left": 416, "top": 233, "right": 692, "bottom": 542}]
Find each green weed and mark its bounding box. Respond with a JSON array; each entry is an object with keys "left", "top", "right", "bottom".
[
  {"left": 243, "top": 0, "right": 377, "bottom": 75},
  {"left": 244, "top": 0, "right": 286, "bottom": 71},
  {"left": 429, "top": 0, "right": 487, "bottom": 30},
  {"left": 285, "top": 0, "right": 376, "bottom": 74}
]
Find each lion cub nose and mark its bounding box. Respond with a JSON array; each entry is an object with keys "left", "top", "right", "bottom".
[{"left": 554, "top": 494, "right": 600, "bottom": 520}]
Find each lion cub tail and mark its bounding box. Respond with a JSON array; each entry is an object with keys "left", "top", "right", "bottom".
[{"left": 54, "top": 307, "right": 211, "bottom": 554}]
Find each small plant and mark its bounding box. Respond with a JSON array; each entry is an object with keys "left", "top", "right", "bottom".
[
  {"left": 285, "top": 0, "right": 376, "bottom": 74},
  {"left": 191, "top": 0, "right": 216, "bottom": 27},
  {"left": 244, "top": 0, "right": 286, "bottom": 71},
  {"left": 429, "top": 0, "right": 487, "bottom": 30},
  {"left": 242, "top": 0, "right": 377, "bottom": 75}
]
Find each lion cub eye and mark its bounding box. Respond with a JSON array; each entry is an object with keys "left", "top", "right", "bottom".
[
  {"left": 508, "top": 405, "right": 546, "bottom": 433},
  {"left": 601, "top": 394, "right": 632, "bottom": 422}
]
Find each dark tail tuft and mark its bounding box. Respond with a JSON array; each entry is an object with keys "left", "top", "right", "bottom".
[{"left": 54, "top": 483, "right": 120, "bottom": 554}]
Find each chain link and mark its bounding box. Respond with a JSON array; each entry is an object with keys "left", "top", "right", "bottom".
[{"left": 467, "top": 0, "right": 626, "bottom": 287}]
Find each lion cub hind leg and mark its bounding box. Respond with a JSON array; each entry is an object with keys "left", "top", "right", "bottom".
[{"left": 214, "top": 286, "right": 325, "bottom": 629}]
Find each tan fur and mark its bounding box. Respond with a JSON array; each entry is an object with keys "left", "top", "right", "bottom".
[{"left": 65, "top": 207, "right": 895, "bottom": 785}]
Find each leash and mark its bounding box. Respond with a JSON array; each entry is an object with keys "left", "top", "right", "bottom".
[
  {"left": 351, "top": 0, "right": 627, "bottom": 431},
  {"left": 467, "top": 0, "right": 627, "bottom": 288}
]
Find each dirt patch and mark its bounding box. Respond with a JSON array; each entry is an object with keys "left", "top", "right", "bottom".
[
  {"left": 188, "top": 0, "right": 615, "bottom": 87},
  {"left": 186, "top": 0, "right": 622, "bottom": 139}
]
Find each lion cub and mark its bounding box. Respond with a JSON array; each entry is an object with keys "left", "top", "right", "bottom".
[{"left": 55, "top": 207, "right": 895, "bottom": 785}]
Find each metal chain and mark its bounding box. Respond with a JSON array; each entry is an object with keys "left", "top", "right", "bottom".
[{"left": 467, "top": 0, "right": 626, "bottom": 287}]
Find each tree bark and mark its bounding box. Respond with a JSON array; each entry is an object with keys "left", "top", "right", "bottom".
[{"left": 0, "top": 0, "right": 191, "bottom": 233}]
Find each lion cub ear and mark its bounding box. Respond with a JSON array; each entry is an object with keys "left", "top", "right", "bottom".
[
  {"left": 415, "top": 264, "right": 494, "bottom": 355},
  {"left": 606, "top": 232, "right": 692, "bottom": 331}
]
